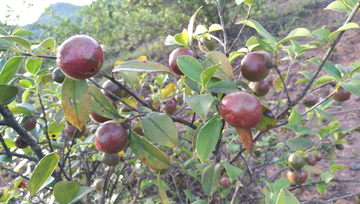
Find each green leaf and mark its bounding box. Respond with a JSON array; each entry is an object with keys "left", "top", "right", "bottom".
[
  {"left": 0, "top": 36, "right": 34, "bottom": 55},
  {"left": 349, "top": 65, "right": 360, "bottom": 76},
  {"left": 0, "top": 85, "right": 18, "bottom": 105},
  {"left": 287, "top": 137, "right": 313, "bottom": 148},
  {"left": 340, "top": 78, "right": 360, "bottom": 97},
  {"left": 306, "top": 58, "right": 341, "bottom": 81},
  {"left": 10, "top": 103, "right": 35, "bottom": 115},
  {"left": 196, "top": 115, "right": 222, "bottom": 163},
  {"left": 31, "top": 38, "right": 55, "bottom": 53},
  {"left": 113, "top": 60, "right": 172, "bottom": 75},
  {"left": 235, "top": 0, "right": 254, "bottom": 6},
  {"left": 201, "top": 51, "right": 234, "bottom": 81},
  {"left": 164, "top": 35, "right": 176, "bottom": 46},
  {"left": 29, "top": 153, "right": 59, "bottom": 197},
  {"left": 184, "top": 77, "right": 201, "bottom": 94},
  {"left": 201, "top": 162, "right": 221, "bottom": 196},
  {"left": 314, "top": 76, "right": 335, "bottom": 87},
  {"left": 275, "top": 189, "right": 299, "bottom": 204},
  {"left": 187, "top": 93, "right": 214, "bottom": 122},
  {"left": 229, "top": 51, "right": 246, "bottom": 62},
  {"left": 237, "top": 20, "right": 276, "bottom": 43},
  {"left": 329, "top": 23, "right": 359, "bottom": 43},
  {"left": 276, "top": 28, "right": 312, "bottom": 48},
  {"left": 312, "top": 28, "right": 331, "bottom": 42},
  {"left": 201, "top": 64, "right": 219, "bottom": 88},
  {"left": 303, "top": 165, "right": 323, "bottom": 174},
  {"left": 188, "top": 6, "right": 202, "bottom": 47},
  {"left": 0, "top": 155, "right": 12, "bottom": 162},
  {"left": 0, "top": 56, "right": 24, "bottom": 84},
  {"left": 209, "top": 24, "right": 223, "bottom": 32},
  {"left": 207, "top": 80, "right": 238, "bottom": 94},
  {"left": 289, "top": 109, "right": 301, "bottom": 125},
  {"left": 321, "top": 171, "right": 335, "bottom": 183},
  {"left": 246, "top": 36, "right": 274, "bottom": 52},
  {"left": 157, "top": 174, "right": 170, "bottom": 204},
  {"left": 12, "top": 28, "right": 34, "bottom": 37},
  {"left": 317, "top": 182, "right": 327, "bottom": 194},
  {"left": 129, "top": 130, "right": 172, "bottom": 169},
  {"left": 68, "top": 186, "right": 93, "bottom": 204},
  {"left": 88, "top": 84, "right": 120, "bottom": 119},
  {"left": 61, "top": 78, "right": 90, "bottom": 131},
  {"left": 178, "top": 55, "right": 203, "bottom": 83},
  {"left": 194, "top": 25, "right": 208, "bottom": 35},
  {"left": 53, "top": 181, "right": 79, "bottom": 204},
  {"left": 141, "top": 112, "right": 178, "bottom": 147},
  {"left": 25, "top": 58, "right": 42, "bottom": 76},
  {"left": 174, "top": 29, "right": 189, "bottom": 47},
  {"left": 191, "top": 200, "right": 208, "bottom": 204},
  {"left": 324, "top": 1, "right": 351, "bottom": 13},
  {"left": 18, "top": 80, "right": 34, "bottom": 89},
  {"left": 222, "top": 161, "right": 243, "bottom": 182},
  {"left": 330, "top": 164, "right": 345, "bottom": 172},
  {"left": 274, "top": 178, "right": 291, "bottom": 194}
]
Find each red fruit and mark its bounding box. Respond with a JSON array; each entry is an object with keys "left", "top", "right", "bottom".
[
  {"left": 331, "top": 87, "right": 351, "bottom": 102},
  {"left": 14, "top": 136, "right": 28, "bottom": 149},
  {"left": 90, "top": 97, "right": 117, "bottom": 123},
  {"left": 249, "top": 80, "right": 270, "bottom": 97},
  {"left": 56, "top": 35, "right": 104, "bottom": 80},
  {"left": 220, "top": 177, "right": 231, "bottom": 189},
  {"left": 315, "top": 152, "right": 322, "bottom": 162},
  {"left": 95, "top": 121, "right": 128, "bottom": 154},
  {"left": 169, "top": 47, "right": 196, "bottom": 75},
  {"left": 64, "top": 123, "right": 86, "bottom": 139},
  {"left": 305, "top": 154, "right": 317, "bottom": 166},
  {"left": 287, "top": 170, "right": 308, "bottom": 185},
  {"left": 240, "top": 51, "right": 271, "bottom": 82},
  {"left": 101, "top": 80, "right": 129, "bottom": 101},
  {"left": 163, "top": 100, "right": 177, "bottom": 115},
  {"left": 22, "top": 117, "right": 36, "bottom": 131},
  {"left": 219, "top": 92, "right": 262, "bottom": 129},
  {"left": 303, "top": 94, "right": 318, "bottom": 107}
]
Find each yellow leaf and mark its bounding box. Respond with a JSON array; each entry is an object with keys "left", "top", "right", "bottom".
[
  {"left": 114, "top": 61, "right": 125, "bottom": 67},
  {"left": 122, "top": 98, "right": 137, "bottom": 108},
  {"left": 162, "top": 83, "right": 176, "bottom": 99},
  {"left": 137, "top": 56, "right": 147, "bottom": 61},
  {"left": 118, "top": 151, "right": 125, "bottom": 157}
]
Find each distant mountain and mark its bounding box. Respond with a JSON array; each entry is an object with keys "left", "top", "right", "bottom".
[{"left": 22, "top": 2, "right": 83, "bottom": 39}]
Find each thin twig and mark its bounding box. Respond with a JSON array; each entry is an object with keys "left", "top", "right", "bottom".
[
  {"left": 37, "top": 92, "right": 53, "bottom": 152},
  {"left": 214, "top": 0, "right": 228, "bottom": 54},
  {"left": 170, "top": 172, "right": 184, "bottom": 204}
]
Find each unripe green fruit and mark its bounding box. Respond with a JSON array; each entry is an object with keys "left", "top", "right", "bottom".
[
  {"left": 288, "top": 153, "right": 305, "bottom": 171},
  {"left": 198, "top": 37, "right": 216, "bottom": 53},
  {"left": 335, "top": 144, "right": 344, "bottom": 150},
  {"left": 102, "top": 153, "right": 120, "bottom": 166},
  {"left": 52, "top": 67, "right": 66, "bottom": 83},
  {"left": 93, "top": 178, "right": 104, "bottom": 191}
]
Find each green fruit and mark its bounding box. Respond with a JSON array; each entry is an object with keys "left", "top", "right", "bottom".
[
  {"left": 198, "top": 37, "right": 216, "bottom": 53},
  {"left": 102, "top": 153, "right": 120, "bottom": 166},
  {"left": 288, "top": 153, "right": 305, "bottom": 171},
  {"left": 93, "top": 178, "right": 104, "bottom": 191},
  {"left": 335, "top": 144, "right": 344, "bottom": 150},
  {"left": 52, "top": 67, "right": 66, "bottom": 83}
]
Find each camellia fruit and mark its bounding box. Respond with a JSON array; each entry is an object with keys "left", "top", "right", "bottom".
[
  {"left": 220, "top": 177, "right": 231, "bottom": 189},
  {"left": 219, "top": 92, "right": 262, "bottom": 129},
  {"left": 198, "top": 37, "right": 216, "bottom": 53},
  {"left": 102, "top": 153, "right": 120, "bottom": 166},
  {"left": 90, "top": 96, "right": 117, "bottom": 123},
  {"left": 169, "top": 47, "right": 196, "bottom": 75},
  {"left": 249, "top": 79, "right": 270, "bottom": 97},
  {"left": 331, "top": 87, "right": 351, "bottom": 102},
  {"left": 52, "top": 67, "right": 66, "bottom": 83},
  {"left": 303, "top": 94, "right": 318, "bottom": 107},
  {"left": 304, "top": 154, "right": 317, "bottom": 166},
  {"left": 56, "top": 35, "right": 104, "bottom": 80},
  {"left": 240, "top": 51, "right": 272, "bottom": 82},
  {"left": 288, "top": 153, "right": 305, "bottom": 171},
  {"left": 95, "top": 121, "right": 128, "bottom": 154},
  {"left": 22, "top": 116, "right": 37, "bottom": 131},
  {"left": 163, "top": 100, "right": 177, "bottom": 115},
  {"left": 14, "top": 136, "right": 28, "bottom": 149},
  {"left": 93, "top": 178, "right": 104, "bottom": 191},
  {"left": 64, "top": 123, "right": 86, "bottom": 139},
  {"left": 287, "top": 169, "right": 308, "bottom": 185},
  {"left": 101, "top": 80, "right": 129, "bottom": 101}
]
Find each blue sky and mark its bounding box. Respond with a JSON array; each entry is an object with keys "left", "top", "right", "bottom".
[{"left": 0, "top": 0, "right": 93, "bottom": 26}]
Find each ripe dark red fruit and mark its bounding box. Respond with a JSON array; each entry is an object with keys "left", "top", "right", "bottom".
[
  {"left": 169, "top": 47, "right": 196, "bottom": 75},
  {"left": 102, "top": 153, "right": 120, "bottom": 166},
  {"left": 287, "top": 170, "right": 308, "bottom": 185},
  {"left": 64, "top": 123, "right": 86, "bottom": 139},
  {"left": 249, "top": 79, "right": 270, "bottom": 97},
  {"left": 22, "top": 116, "right": 36, "bottom": 131},
  {"left": 219, "top": 92, "right": 262, "bottom": 129},
  {"left": 331, "top": 87, "right": 351, "bottom": 102},
  {"left": 101, "top": 80, "right": 129, "bottom": 101},
  {"left": 240, "top": 51, "right": 271, "bottom": 82},
  {"left": 305, "top": 154, "right": 317, "bottom": 166},
  {"left": 198, "top": 37, "right": 216, "bottom": 53},
  {"left": 56, "top": 35, "right": 104, "bottom": 80},
  {"left": 303, "top": 94, "right": 318, "bottom": 107},
  {"left": 288, "top": 153, "right": 305, "bottom": 171},
  {"left": 220, "top": 177, "right": 231, "bottom": 189},
  {"left": 90, "top": 97, "right": 117, "bottom": 123},
  {"left": 95, "top": 121, "right": 128, "bottom": 154},
  {"left": 149, "top": 166, "right": 168, "bottom": 175},
  {"left": 163, "top": 100, "right": 177, "bottom": 115},
  {"left": 14, "top": 136, "right": 28, "bottom": 149},
  {"left": 314, "top": 151, "right": 322, "bottom": 161}
]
